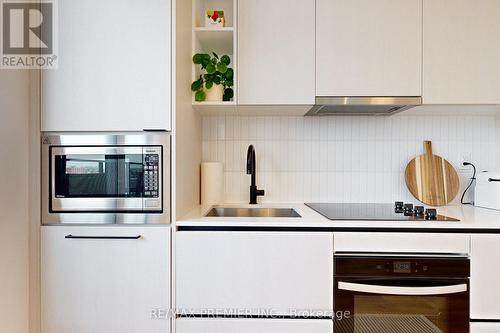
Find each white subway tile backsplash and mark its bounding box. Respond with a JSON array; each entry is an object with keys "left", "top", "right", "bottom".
[{"left": 202, "top": 114, "right": 498, "bottom": 204}]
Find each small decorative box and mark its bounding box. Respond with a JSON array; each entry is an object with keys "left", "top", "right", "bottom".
[{"left": 205, "top": 10, "right": 225, "bottom": 28}]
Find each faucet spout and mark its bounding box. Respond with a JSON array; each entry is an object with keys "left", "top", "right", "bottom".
[{"left": 246, "top": 145, "right": 264, "bottom": 204}]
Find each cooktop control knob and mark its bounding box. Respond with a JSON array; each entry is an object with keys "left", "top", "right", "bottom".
[
  {"left": 425, "top": 208, "right": 437, "bottom": 220},
  {"left": 404, "top": 203, "right": 414, "bottom": 216},
  {"left": 394, "top": 201, "right": 404, "bottom": 213},
  {"left": 414, "top": 206, "right": 425, "bottom": 217}
]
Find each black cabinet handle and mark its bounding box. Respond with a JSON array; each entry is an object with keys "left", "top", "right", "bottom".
[
  {"left": 65, "top": 234, "right": 141, "bottom": 240},
  {"left": 488, "top": 178, "right": 500, "bottom": 182}
]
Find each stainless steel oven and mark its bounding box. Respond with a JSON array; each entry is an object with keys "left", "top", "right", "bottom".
[
  {"left": 334, "top": 255, "right": 470, "bottom": 333},
  {"left": 42, "top": 133, "right": 170, "bottom": 224}
]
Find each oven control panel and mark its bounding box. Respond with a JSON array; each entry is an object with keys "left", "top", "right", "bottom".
[
  {"left": 393, "top": 261, "right": 412, "bottom": 274},
  {"left": 335, "top": 256, "right": 470, "bottom": 277},
  {"left": 143, "top": 154, "right": 159, "bottom": 198}
]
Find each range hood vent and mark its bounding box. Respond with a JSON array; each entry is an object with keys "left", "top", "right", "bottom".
[{"left": 305, "top": 97, "right": 422, "bottom": 116}]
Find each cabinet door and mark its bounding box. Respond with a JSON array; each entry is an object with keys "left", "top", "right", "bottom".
[
  {"left": 41, "top": 226, "right": 171, "bottom": 333},
  {"left": 423, "top": 0, "right": 500, "bottom": 104},
  {"left": 471, "top": 322, "right": 500, "bottom": 333},
  {"left": 238, "top": 0, "right": 315, "bottom": 105},
  {"left": 316, "top": 0, "right": 422, "bottom": 97},
  {"left": 41, "top": 0, "right": 171, "bottom": 131},
  {"left": 176, "top": 232, "right": 333, "bottom": 315},
  {"left": 471, "top": 235, "right": 500, "bottom": 320},
  {"left": 176, "top": 318, "right": 333, "bottom": 333}
]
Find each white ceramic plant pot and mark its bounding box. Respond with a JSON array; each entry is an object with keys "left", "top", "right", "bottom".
[{"left": 205, "top": 84, "right": 224, "bottom": 102}]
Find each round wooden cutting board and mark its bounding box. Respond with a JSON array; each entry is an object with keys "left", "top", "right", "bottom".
[{"left": 405, "top": 141, "right": 460, "bottom": 206}]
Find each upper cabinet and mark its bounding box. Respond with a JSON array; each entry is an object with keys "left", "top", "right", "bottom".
[
  {"left": 316, "top": 0, "right": 422, "bottom": 97},
  {"left": 237, "top": 0, "right": 315, "bottom": 105},
  {"left": 42, "top": 0, "right": 172, "bottom": 132},
  {"left": 423, "top": 0, "right": 500, "bottom": 104},
  {"left": 197, "top": 0, "right": 499, "bottom": 112}
]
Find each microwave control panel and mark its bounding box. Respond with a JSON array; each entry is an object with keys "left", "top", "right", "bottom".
[{"left": 143, "top": 153, "right": 160, "bottom": 198}]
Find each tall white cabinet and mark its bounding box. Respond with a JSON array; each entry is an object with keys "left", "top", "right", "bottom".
[
  {"left": 41, "top": 226, "right": 171, "bottom": 333},
  {"left": 316, "top": 0, "right": 422, "bottom": 97},
  {"left": 423, "top": 0, "right": 500, "bottom": 104},
  {"left": 237, "top": 0, "right": 315, "bottom": 105},
  {"left": 42, "top": 0, "right": 172, "bottom": 131}
]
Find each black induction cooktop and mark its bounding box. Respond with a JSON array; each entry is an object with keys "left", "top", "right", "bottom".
[{"left": 305, "top": 203, "right": 460, "bottom": 222}]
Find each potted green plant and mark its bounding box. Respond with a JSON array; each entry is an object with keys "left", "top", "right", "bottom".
[{"left": 191, "top": 52, "right": 234, "bottom": 102}]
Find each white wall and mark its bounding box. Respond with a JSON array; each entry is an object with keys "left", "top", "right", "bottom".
[
  {"left": 28, "top": 70, "right": 41, "bottom": 333},
  {"left": 202, "top": 107, "right": 499, "bottom": 204},
  {"left": 0, "top": 70, "right": 30, "bottom": 333}
]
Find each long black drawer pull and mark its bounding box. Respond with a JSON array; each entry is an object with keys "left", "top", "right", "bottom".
[
  {"left": 65, "top": 234, "right": 142, "bottom": 240},
  {"left": 488, "top": 178, "right": 500, "bottom": 182}
]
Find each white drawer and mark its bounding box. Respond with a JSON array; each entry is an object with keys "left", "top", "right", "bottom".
[
  {"left": 176, "top": 318, "right": 333, "bottom": 333},
  {"left": 176, "top": 231, "right": 333, "bottom": 315},
  {"left": 471, "top": 322, "right": 500, "bottom": 333},
  {"left": 334, "top": 232, "right": 470, "bottom": 254}
]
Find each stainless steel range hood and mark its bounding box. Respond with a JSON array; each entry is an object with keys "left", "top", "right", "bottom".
[{"left": 305, "top": 97, "right": 422, "bottom": 116}]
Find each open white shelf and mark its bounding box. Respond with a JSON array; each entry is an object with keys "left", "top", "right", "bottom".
[
  {"left": 193, "top": 0, "right": 234, "bottom": 28},
  {"left": 193, "top": 27, "right": 234, "bottom": 32},
  {"left": 193, "top": 28, "right": 234, "bottom": 55},
  {"left": 192, "top": 101, "right": 235, "bottom": 105},
  {"left": 191, "top": 0, "right": 237, "bottom": 108},
  {"left": 192, "top": 101, "right": 237, "bottom": 115}
]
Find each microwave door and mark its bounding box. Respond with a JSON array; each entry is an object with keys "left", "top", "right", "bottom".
[{"left": 50, "top": 146, "right": 144, "bottom": 212}]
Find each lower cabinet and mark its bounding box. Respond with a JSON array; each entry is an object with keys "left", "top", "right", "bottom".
[
  {"left": 176, "top": 318, "right": 333, "bottom": 333},
  {"left": 176, "top": 231, "right": 333, "bottom": 315},
  {"left": 41, "top": 226, "right": 171, "bottom": 333},
  {"left": 470, "top": 322, "right": 500, "bottom": 333},
  {"left": 471, "top": 235, "right": 500, "bottom": 320}
]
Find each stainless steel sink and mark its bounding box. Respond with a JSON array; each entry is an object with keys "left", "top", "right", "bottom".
[{"left": 205, "top": 207, "right": 301, "bottom": 218}]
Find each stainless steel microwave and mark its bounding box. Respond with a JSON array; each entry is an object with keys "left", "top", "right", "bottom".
[{"left": 42, "top": 133, "right": 170, "bottom": 224}]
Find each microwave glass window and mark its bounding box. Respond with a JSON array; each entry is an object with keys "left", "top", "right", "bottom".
[
  {"left": 65, "top": 159, "right": 102, "bottom": 174},
  {"left": 54, "top": 154, "right": 144, "bottom": 198}
]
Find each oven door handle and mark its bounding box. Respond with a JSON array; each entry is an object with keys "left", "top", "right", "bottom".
[{"left": 338, "top": 281, "right": 467, "bottom": 296}]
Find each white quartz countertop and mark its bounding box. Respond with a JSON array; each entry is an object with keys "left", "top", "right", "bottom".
[{"left": 177, "top": 203, "right": 500, "bottom": 232}]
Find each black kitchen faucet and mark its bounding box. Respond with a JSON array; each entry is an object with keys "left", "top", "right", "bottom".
[{"left": 246, "top": 145, "right": 265, "bottom": 204}]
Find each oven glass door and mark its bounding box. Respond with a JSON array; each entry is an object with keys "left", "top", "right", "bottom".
[
  {"left": 50, "top": 146, "right": 159, "bottom": 212},
  {"left": 334, "top": 278, "right": 469, "bottom": 333}
]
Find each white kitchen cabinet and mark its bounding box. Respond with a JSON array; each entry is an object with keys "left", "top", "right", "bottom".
[
  {"left": 176, "top": 231, "right": 333, "bottom": 315},
  {"left": 471, "top": 235, "right": 500, "bottom": 320},
  {"left": 471, "top": 322, "right": 500, "bottom": 333},
  {"left": 176, "top": 318, "right": 333, "bottom": 333},
  {"left": 41, "top": 226, "right": 170, "bottom": 333},
  {"left": 237, "top": 0, "right": 315, "bottom": 105},
  {"left": 41, "top": 0, "right": 172, "bottom": 131},
  {"left": 423, "top": 0, "right": 500, "bottom": 104},
  {"left": 316, "top": 0, "right": 422, "bottom": 97}
]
